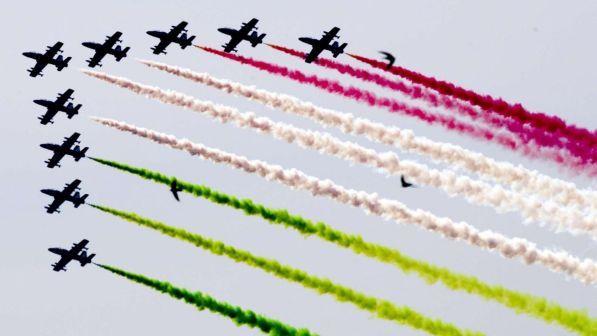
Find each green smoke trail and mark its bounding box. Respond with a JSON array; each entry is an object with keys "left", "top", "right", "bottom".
[
  {"left": 98, "top": 263, "right": 317, "bottom": 336},
  {"left": 90, "top": 157, "right": 597, "bottom": 336},
  {"left": 92, "top": 203, "right": 481, "bottom": 336}
]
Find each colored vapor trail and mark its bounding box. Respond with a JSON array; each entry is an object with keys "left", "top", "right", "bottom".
[
  {"left": 196, "top": 47, "right": 529, "bottom": 155},
  {"left": 89, "top": 117, "right": 597, "bottom": 284},
  {"left": 138, "top": 59, "right": 597, "bottom": 211},
  {"left": 347, "top": 52, "right": 597, "bottom": 167},
  {"left": 82, "top": 69, "right": 597, "bottom": 237},
  {"left": 91, "top": 157, "right": 597, "bottom": 336},
  {"left": 98, "top": 264, "right": 318, "bottom": 336},
  {"left": 93, "top": 205, "right": 481, "bottom": 336},
  {"left": 268, "top": 44, "right": 483, "bottom": 121}
]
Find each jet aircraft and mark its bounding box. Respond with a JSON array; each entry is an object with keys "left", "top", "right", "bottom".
[
  {"left": 23, "top": 41, "right": 71, "bottom": 77},
  {"left": 34, "top": 89, "right": 81, "bottom": 125},
  {"left": 49, "top": 239, "right": 95, "bottom": 272},
  {"left": 147, "top": 21, "right": 195, "bottom": 55},
  {"left": 82, "top": 31, "right": 130, "bottom": 67},
  {"left": 40, "top": 132, "right": 88, "bottom": 168},
  {"left": 299, "top": 27, "right": 347, "bottom": 63},
  {"left": 41, "top": 179, "right": 88, "bottom": 214},
  {"left": 218, "top": 18, "right": 266, "bottom": 53}
]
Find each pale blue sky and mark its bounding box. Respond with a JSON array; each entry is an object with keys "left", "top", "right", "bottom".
[{"left": 1, "top": 1, "right": 595, "bottom": 335}]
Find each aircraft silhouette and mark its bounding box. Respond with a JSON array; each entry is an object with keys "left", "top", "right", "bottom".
[
  {"left": 400, "top": 175, "right": 415, "bottom": 188},
  {"left": 170, "top": 179, "right": 183, "bottom": 201},
  {"left": 82, "top": 31, "right": 130, "bottom": 67},
  {"left": 147, "top": 21, "right": 195, "bottom": 55},
  {"left": 378, "top": 51, "right": 395, "bottom": 69},
  {"left": 22, "top": 41, "right": 71, "bottom": 77},
  {"left": 34, "top": 89, "right": 81, "bottom": 125},
  {"left": 299, "top": 27, "right": 347, "bottom": 63},
  {"left": 49, "top": 239, "right": 95, "bottom": 272},
  {"left": 41, "top": 179, "right": 88, "bottom": 214},
  {"left": 218, "top": 18, "right": 266, "bottom": 53},
  {"left": 40, "top": 132, "right": 88, "bottom": 168}
]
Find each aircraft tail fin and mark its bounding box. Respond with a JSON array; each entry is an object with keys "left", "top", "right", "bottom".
[
  {"left": 181, "top": 35, "right": 195, "bottom": 49},
  {"left": 250, "top": 32, "right": 266, "bottom": 47},
  {"left": 74, "top": 147, "right": 88, "bottom": 161},
  {"left": 74, "top": 194, "right": 88, "bottom": 207},
  {"left": 80, "top": 253, "right": 95, "bottom": 266},
  {"left": 332, "top": 42, "right": 347, "bottom": 58},
  {"left": 67, "top": 104, "right": 81, "bottom": 118},
  {"left": 116, "top": 47, "right": 130, "bottom": 61}
]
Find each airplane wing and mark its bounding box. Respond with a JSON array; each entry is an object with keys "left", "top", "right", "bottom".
[
  {"left": 46, "top": 42, "right": 63, "bottom": 55},
  {"left": 61, "top": 133, "right": 80, "bottom": 148},
  {"left": 38, "top": 109, "right": 58, "bottom": 125},
  {"left": 55, "top": 89, "right": 74, "bottom": 105},
  {"left": 104, "top": 32, "right": 122, "bottom": 47},
  {"left": 62, "top": 179, "right": 81, "bottom": 195},
  {"left": 45, "top": 152, "right": 65, "bottom": 168},
  {"left": 28, "top": 62, "right": 46, "bottom": 77},
  {"left": 45, "top": 197, "right": 63, "bottom": 214},
  {"left": 86, "top": 51, "right": 106, "bottom": 67},
  {"left": 151, "top": 40, "right": 170, "bottom": 55},
  {"left": 305, "top": 43, "right": 324, "bottom": 63},
  {"left": 222, "top": 35, "right": 243, "bottom": 52},
  {"left": 52, "top": 255, "right": 71, "bottom": 271},
  {"left": 70, "top": 239, "right": 89, "bottom": 253},
  {"left": 171, "top": 21, "right": 188, "bottom": 36}
]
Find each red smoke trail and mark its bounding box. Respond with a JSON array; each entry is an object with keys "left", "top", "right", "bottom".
[
  {"left": 271, "top": 45, "right": 596, "bottom": 167},
  {"left": 197, "top": 46, "right": 583, "bottom": 168},
  {"left": 348, "top": 53, "right": 597, "bottom": 160}
]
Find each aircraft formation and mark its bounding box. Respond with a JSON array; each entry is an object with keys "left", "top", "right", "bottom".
[{"left": 24, "top": 19, "right": 405, "bottom": 275}]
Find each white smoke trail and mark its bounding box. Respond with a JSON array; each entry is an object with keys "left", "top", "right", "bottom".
[
  {"left": 83, "top": 69, "right": 596, "bottom": 237},
  {"left": 90, "top": 117, "right": 597, "bottom": 284},
  {"left": 137, "top": 59, "right": 597, "bottom": 212}
]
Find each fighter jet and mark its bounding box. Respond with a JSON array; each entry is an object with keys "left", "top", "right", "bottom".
[
  {"left": 299, "top": 27, "right": 347, "bottom": 63},
  {"left": 33, "top": 89, "right": 81, "bottom": 125},
  {"left": 41, "top": 179, "right": 88, "bottom": 214},
  {"left": 147, "top": 21, "right": 195, "bottom": 55},
  {"left": 378, "top": 51, "right": 395, "bottom": 69},
  {"left": 400, "top": 175, "right": 415, "bottom": 188},
  {"left": 218, "top": 18, "right": 266, "bottom": 53},
  {"left": 170, "top": 179, "right": 183, "bottom": 201},
  {"left": 49, "top": 239, "right": 95, "bottom": 272},
  {"left": 22, "top": 41, "right": 71, "bottom": 77},
  {"left": 40, "top": 132, "right": 88, "bottom": 168},
  {"left": 82, "top": 31, "right": 130, "bottom": 68}
]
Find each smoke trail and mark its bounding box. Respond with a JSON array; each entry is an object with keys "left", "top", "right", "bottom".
[
  {"left": 197, "top": 46, "right": 591, "bottom": 168},
  {"left": 89, "top": 118, "right": 597, "bottom": 284},
  {"left": 90, "top": 157, "right": 597, "bottom": 336},
  {"left": 268, "top": 44, "right": 484, "bottom": 121},
  {"left": 196, "top": 47, "right": 520, "bottom": 150},
  {"left": 347, "top": 53, "right": 597, "bottom": 164},
  {"left": 98, "top": 264, "right": 318, "bottom": 336},
  {"left": 137, "top": 59, "right": 597, "bottom": 213},
  {"left": 82, "top": 70, "right": 595, "bottom": 236},
  {"left": 269, "top": 45, "right": 596, "bottom": 166},
  {"left": 93, "top": 205, "right": 481, "bottom": 336}
]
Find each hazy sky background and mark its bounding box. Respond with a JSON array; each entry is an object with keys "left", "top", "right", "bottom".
[{"left": 1, "top": 1, "right": 596, "bottom": 335}]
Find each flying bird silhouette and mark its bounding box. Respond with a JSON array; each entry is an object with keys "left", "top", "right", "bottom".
[
  {"left": 378, "top": 51, "right": 395, "bottom": 69},
  {"left": 170, "top": 179, "right": 183, "bottom": 201},
  {"left": 400, "top": 175, "right": 414, "bottom": 188}
]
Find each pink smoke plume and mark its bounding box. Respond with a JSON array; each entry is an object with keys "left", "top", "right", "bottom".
[
  {"left": 347, "top": 52, "right": 597, "bottom": 166},
  {"left": 271, "top": 45, "right": 597, "bottom": 168},
  {"left": 197, "top": 46, "right": 588, "bottom": 171}
]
